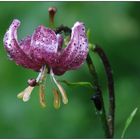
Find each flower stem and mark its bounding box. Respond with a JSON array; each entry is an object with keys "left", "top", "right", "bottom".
[
  {"left": 93, "top": 44, "right": 115, "bottom": 138},
  {"left": 87, "top": 43, "right": 115, "bottom": 138},
  {"left": 86, "top": 53, "right": 111, "bottom": 138}
]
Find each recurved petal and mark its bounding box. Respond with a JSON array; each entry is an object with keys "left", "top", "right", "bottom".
[
  {"left": 31, "top": 25, "right": 59, "bottom": 67},
  {"left": 19, "top": 35, "right": 32, "bottom": 56},
  {"left": 3, "top": 19, "right": 41, "bottom": 71},
  {"left": 3, "top": 19, "right": 20, "bottom": 52},
  {"left": 58, "top": 22, "right": 88, "bottom": 71}
]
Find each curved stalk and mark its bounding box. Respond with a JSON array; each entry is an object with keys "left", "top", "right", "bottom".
[
  {"left": 93, "top": 44, "right": 115, "bottom": 138},
  {"left": 86, "top": 53, "right": 111, "bottom": 138}
]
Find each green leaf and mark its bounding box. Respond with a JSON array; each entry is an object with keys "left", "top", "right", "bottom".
[
  {"left": 121, "top": 107, "right": 138, "bottom": 138},
  {"left": 59, "top": 80, "right": 94, "bottom": 89}
]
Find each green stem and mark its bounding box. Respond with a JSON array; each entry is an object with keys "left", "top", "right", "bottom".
[{"left": 86, "top": 53, "right": 111, "bottom": 138}]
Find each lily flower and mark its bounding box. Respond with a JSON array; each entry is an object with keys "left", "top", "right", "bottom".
[{"left": 3, "top": 19, "right": 88, "bottom": 108}]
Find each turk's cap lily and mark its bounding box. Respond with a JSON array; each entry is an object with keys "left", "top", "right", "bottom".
[{"left": 4, "top": 19, "right": 88, "bottom": 75}]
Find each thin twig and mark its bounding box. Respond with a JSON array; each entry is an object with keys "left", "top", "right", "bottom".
[
  {"left": 86, "top": 54, "right": 111, "bottom": 138},
  {"left": 93, "top": 44, "right": 115, "bottom": 138}
]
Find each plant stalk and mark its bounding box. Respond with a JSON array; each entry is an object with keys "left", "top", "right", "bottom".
[
  {"left": 93, "top": 44, "right": 115, "bottom": 138},
  {"left": 86, "top": 53, "right": 111, "bottom": 138}
]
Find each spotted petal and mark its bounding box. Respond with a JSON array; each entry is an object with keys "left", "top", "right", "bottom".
[
  {"left": 31, "top": 25, "right": 61, "bottom": 67},
  {"left": 57, "top": 22, "right": 88, "bottom": 72},
  {"left": 19, "top": 36, "right": 32, "bottom": 57},
  {"left": 3, "top": 19, "right": 41, "bottom": 71}
]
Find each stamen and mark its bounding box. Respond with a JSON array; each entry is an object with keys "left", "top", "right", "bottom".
[
  {"left": 50, "top": 69, "right": 68, "bottom": 104},
  {"left": 39, "top": 84, "right": 46, "bottom": 108},
  {"left": 53, "top": 88, "right": 60, "bottom": 109},
  {"left": 37, "top": 65, "right": 48, "bottom": 108},
  {"left": 37, "top": 65, "right": 48, "bottom": 84},
  {"left": 23, "top": 86, "right": 34, "bottom": 102},
  {"left": 17, "top": 86, "right": 34, "bottom": 102},
  {"left": 17, "top": 66, "right": 48, "bottom": 104},
  {"left": 17, "top": 91, "right": 24, "bottom": 99}
]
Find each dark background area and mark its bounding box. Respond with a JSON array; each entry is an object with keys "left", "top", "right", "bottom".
[{"left": 0, "top": 2, "right": 140, "bottom": 138}]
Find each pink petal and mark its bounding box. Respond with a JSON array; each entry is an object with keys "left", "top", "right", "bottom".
[
  {"left": 57, "top": 34, "right": 63, "bottom": 52},
  {"left": 52, "top": 67, "right": 66, "bottom": 75},
  {"left": 3, "top": 19, "right": 42, "bottom": 71},
  {"left": 19, "top": 36, "right": 32, "bottom": 56},
  {"left": 31, "top": 25, "right": 60, "bottom": 67},
  {"left": 58, "top": 22, "right": 88, "bottom": 71}
]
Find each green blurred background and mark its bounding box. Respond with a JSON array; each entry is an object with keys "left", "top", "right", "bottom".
[{"left": 0, "top": 2, "right": 140, "bottom": 138}]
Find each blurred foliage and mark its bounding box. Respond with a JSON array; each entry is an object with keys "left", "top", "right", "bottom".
[{"left": 0, "top": 2, "right": 140, "bottom": 138}]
